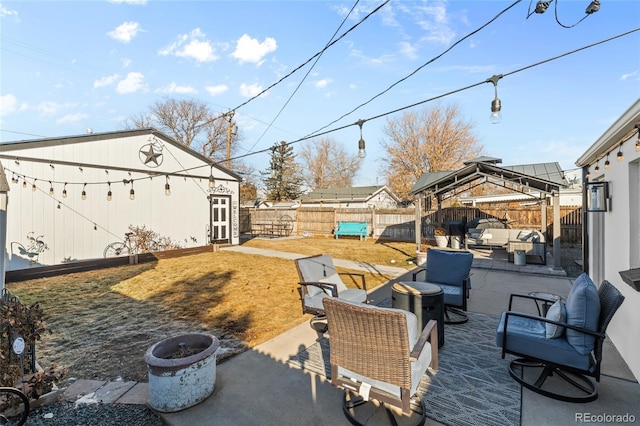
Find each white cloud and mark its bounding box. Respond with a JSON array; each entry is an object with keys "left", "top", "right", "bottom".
[
  {"left": 239, "top": 83, "right": 264, "bottom": 98},
  {"left": 155, "top": 82, "right": 197, "bottom": 94},
  {"left": 232, "top": 34, "right": 277, "bottom": 65},
  {"left": 56, "top": 113, "right": 89, "bottom": 125},
  {"left": 107, "top": 0, "right": 147, "bottom": 4},
  {"left": 314, "top": 78, "right": 333, "bottom": 89},
  {"left": 205, "top": 84, "right": 228, "bottom": 96},
  {"left": 0, "top": 4, "right": 18, "bottom": 19},
  {"left": 0, "top": 94, "right": 17, "bottom": 116},
  {"left": 398, "top": 41, "right": 418, "bottom": 60},
  {"left": 621, "top": 71, "right": 639, "bottom": 81},
  {"left": 122, "top": 58, "right": 132, "bottom": 67},
  {"left": 116, "top": 72, "right": 146, "bottom": 94},
  {"left": 108, "top": 22, "right": 142, "bottom": 44},
  {"left": 416, "top": 2, "right": 456, "bottom": 45},
  {"left": 37, "top": 101, "right": 63, "bottom": 117},
  {"left": 159, "top": 28, "right": 218, "bottom": 63},
  {"left": 94, "top": 74, "right": 121, "bottom": 88}
]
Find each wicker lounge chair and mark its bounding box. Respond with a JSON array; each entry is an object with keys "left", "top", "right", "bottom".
[{"left": 324, "top": 298, "right": 438, "bottom": 425}]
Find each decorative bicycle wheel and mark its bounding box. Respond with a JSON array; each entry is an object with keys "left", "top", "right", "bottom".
[
  {"left": 0, "top": 387, "right": 30, "bottom": 426},
  {"left": 103, "top": 242, "right": 129, "bottom": 258}
]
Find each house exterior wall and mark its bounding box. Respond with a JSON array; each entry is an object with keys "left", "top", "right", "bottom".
[
  {"left": 1, "top": 131, "right": 240, "bottom": 271},
  {"left": 584, "top": 130, "right": 640, "bottom": 381}
]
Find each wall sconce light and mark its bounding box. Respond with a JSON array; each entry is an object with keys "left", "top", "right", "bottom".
[
  {"left": 209, "top": 165, "right": 215, "bottom": 189},
  {"left": 586, "top": 181, "right": 610, "bottom": 212},
  {"left": 604, "top": 153, "right": 611, "bottom": 169},
  {"left": 107, "top": 182, "right": 113, "bottom": 201},
  {"left": 165, "top": 175, "right": 171, "bottom": 196},
  {"left": 486, "top": 74, "right": 503, "bottom": 124},
  {"left": 357, "top": 119, "right": 366, "bottom": 158}
]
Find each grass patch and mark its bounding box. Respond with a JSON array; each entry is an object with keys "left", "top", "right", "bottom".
[{"left": 7, "top": 244, "right": 397, "bottom": 382}]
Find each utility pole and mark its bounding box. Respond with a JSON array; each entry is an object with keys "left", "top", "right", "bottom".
[{"left": 225, "top": 111, "right": 237, "bottom": 169}]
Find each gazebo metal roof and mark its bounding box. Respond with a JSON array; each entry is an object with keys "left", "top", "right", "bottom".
[{"left": 408, "top": 158, "right": 567, "bottom": 197}]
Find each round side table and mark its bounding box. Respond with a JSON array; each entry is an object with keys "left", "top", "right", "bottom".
[{"left": 392, "top": 282, "right": 445, "bottom": 348}]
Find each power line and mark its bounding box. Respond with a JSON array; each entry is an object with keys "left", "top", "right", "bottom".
[
  {"left": 303, "top": 0, "right": 523, "bottom": 139},
  {"left": 223, "top": 26, "right": 640, "bottom": 165},
  {"left": 245, "top": 0, "right": 364, "bottom": 152}
]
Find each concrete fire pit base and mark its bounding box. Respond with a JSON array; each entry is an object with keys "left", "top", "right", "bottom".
[{"left": 144, "top": 333, "right": 219, "bottom": 413}]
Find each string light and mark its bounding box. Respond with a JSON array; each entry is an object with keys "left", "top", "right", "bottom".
[
  {"left": 107, "top": 182, "right": 112, "bottom": 201},
  {"left": 62, "top": 182, "right": 68, "bottom": 198},
  {"left": 616, "top": 143, "right": 624, "bottom": 161},
  {"left": 487, "top": 74, "right": 503, "bottom": 124},
  {"left": 165, "top": 175, "right": 171, "bottom": 196},
  {"left": 49, "top": 181, "right": 54, "bottom": 195},
  {"left": 594, "top": 160, "right": 600, "bottom": 173},
  {"left": 129, "top": 181, "right": 135, "bottom": 200},
  {"left": 356, "top": 119, "right": 366, "bottom": 158},
  {"left": 604, "top": 153, "right": 610, "bottom": 169},
  {"left": 585, "top": 167, "right": 590, "bottom": 179},
  {"left": 81, "top": 183, "right": 87, "bottom": 200},
  {"left": 32, "top": 179, "right": 37, "bottom": 191},
  {"left": 635, "top": 124, "right": 640, "bottom": 151},
  {"left": 22, "top": 179, "right": 27, "bottom": 189}
]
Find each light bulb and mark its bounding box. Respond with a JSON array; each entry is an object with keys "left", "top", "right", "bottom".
[
  {"left": 490, "top": 98, "right": 502, "bottom": 124},
  {"left": 617, "top": 149, "right": 623, "bottom": 161},
  {"left": 604, "top": 158, "right": 610, "bottom": 169},
  {"left": 209, "top": 174, "right": 215, "bottom": 189},
  {"left": 81, "top": 191, "right": 87, "bottom": 200},
  {"left": 129, "top": 188, "right": 135, "bottom": 200},
  {"left": 62, "top": 183, "right": 68, "bottom": 198},
  {"left": 49, "top": 182, "right": 54, "bottom": 195},
  {"left": 107, "top": 190, "right": 112, "bottom": 201},
  {"left": 358, "top": 138, "right": 366, "bottom": 159},
  {"left": 165, "top": 183, "right": 171, "bottom": 196}
]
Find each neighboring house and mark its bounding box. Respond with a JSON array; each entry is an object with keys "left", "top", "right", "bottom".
[
  {"left": 576, "top": 98, "right": 640, "bottom": 382},
  {"left": 0, "top": 128, "right": 241, "bottom": 271},
  {"left": 300, "top": 185, "right": 401, "bottom": 209}
]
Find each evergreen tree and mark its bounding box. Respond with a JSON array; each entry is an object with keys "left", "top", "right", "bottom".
[{"left": 262, "top": 141, "right": 304, "bottom": 201}]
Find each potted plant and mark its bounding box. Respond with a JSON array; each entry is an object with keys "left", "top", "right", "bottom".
[
  {"left": 415, "top": 238, "right": 429, "bottom": 266},
  {"left": 434, "top": 227, "right": 449, "bottom": 248},
  {"left": 144, "top": 333, "right": 219, "bottom": 413}
]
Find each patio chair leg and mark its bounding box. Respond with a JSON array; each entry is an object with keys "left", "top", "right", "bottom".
[
  {"left": 309, "top": 314, "right": 328, "bottom": 334},
  {"left": 508, "top": 358, "right": 598, "bottom": 403},
  {"left": 444, "top": 307, "right": 468, "bottom": 324},
  {"left": 341, "top": 391, "right": 427, "bottom": 426}
]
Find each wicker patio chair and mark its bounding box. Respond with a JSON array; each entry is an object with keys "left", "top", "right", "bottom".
[
  {"left": 324, "top": 298, "right": 438, "bottom": 425},
  {"left": 496, "top": 274, "right": 624, "bottom": 402}
]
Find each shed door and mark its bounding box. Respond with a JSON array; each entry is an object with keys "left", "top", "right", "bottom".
[{"left": 209, "top": 196, "right": 230, "bottom": 244}]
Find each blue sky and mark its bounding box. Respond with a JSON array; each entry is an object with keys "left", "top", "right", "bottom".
[{"left": 1, "top": 0, "right": 639, "bottom": 187}]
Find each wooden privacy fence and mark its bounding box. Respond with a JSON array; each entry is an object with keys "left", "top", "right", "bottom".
[{"left": 240, "top": 205, "right": 583, "bottom": 245}]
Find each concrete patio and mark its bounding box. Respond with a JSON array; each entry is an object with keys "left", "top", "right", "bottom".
[{"left": 155, "top": 246, "right": 639, "bottom": 425}]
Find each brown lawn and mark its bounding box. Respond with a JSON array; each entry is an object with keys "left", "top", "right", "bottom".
[{"left": 7, "top": 237, "right": 414, "bottom": 382}]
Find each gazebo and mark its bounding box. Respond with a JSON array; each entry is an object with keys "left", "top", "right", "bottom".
[{"left": 408, "top": 157, "right": 568, "bottom": 270}]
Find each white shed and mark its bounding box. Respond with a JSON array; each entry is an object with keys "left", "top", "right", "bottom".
[{"left": 0, "top": 128, "right": 241, "bottom": 271}]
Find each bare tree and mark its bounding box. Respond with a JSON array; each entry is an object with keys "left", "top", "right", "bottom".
[
  {"left": 380, "top": 103, "right": 483, "bottom": 200},
  {"left": 299, "top": 137, "right": 361, "bottom": 190}
]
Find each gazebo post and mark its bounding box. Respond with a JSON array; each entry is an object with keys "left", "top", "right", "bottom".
[
  {"left": 552, "top": 191, "right": 562, "bottom": 270},
  {"left": 415, "top": 195, "right": 422, "bottom": 251}
]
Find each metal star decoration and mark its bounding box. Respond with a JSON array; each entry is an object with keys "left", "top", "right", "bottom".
[{"left": 139, "top": 142, "right": 164, "bottom": 167}]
